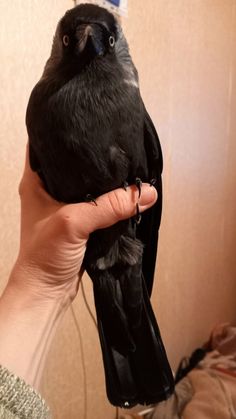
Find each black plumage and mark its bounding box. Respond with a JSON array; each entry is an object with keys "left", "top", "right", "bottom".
[{"left": 26, "top": 4, "right": 174, "bottom": 407}]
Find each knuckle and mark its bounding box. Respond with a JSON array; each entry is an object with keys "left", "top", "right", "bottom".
[{"left": 54, "top": 210, "right": 75, "bottom": 233}]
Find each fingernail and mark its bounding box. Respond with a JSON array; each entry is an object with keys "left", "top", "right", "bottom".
[{"left": 139, "top": 184, "right": 157, "bottom": 206}]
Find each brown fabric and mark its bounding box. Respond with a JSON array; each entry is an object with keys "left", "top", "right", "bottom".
[
  {"left": 208, "top": 323, "right": 236, "bottom": 356},
  {"left": 183, "top": 369, "right": 231, "bottom": 419},
  {"left": 200, "top": 349, "right": 236, "bottom": 376},
  {"left": 183, "top": 324, "right": 236, "bottom": 419}
]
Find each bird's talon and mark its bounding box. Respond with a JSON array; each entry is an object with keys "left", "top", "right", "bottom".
[
  {"left": 123, "top": 181, "right": 129, "bottom": 191},
  {"left": 135, "top": 203, "right": 142, "bottom": 224},
  {"left": 85, "top": 194, "right": 98, "bottom": 206},
  {"left": 135, "top": 177, "right": 142, "bottom": 198},
  {"left": 150, "top": 178, "right": 157, "bottom": 186}
]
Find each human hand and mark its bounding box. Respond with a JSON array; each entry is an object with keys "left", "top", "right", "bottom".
[
  {"left": 0, "top": 144, "right": 157, "bottom": 388},
  {"left": 10, "top": 145, "right": 157, "bottom": 306}
]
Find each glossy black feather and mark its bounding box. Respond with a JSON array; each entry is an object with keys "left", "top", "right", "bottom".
[
  {"left": 26, "top": 3, "right": 174, "bottom": 407},
  {"left": 137, "top": 106, "right": 163, "bottom": 295}
]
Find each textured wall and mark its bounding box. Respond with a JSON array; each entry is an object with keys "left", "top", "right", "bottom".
[{"left": 0, "top": 1, "right": 236, "bottom": 418}]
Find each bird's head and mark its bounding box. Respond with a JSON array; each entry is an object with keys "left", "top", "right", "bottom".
[
  {"left": 43, "top": 3, "right": 136, "bottom": 84},
  {"left": 50, "top": 4, "right": 119, "bottom": 71}
]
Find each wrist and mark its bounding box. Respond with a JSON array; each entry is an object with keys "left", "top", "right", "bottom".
[
  {"left": 0, "top": 273, "right": 68, "bottom": 389},
  {"left": 4, "top": 270, "right": 69, "bottom": 316},
  {"left": 9, "top": 258, "right": 79, "bottom": 307}
]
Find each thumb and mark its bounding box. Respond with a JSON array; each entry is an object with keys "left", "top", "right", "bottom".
[{"left": 72, "top": 184, "right": 157, "bottom": 237}]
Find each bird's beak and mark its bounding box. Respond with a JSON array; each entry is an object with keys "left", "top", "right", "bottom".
[
  {"left": 77, "top": 24, "right": 105, "bottom": 56},
  {"left": 77, "top": 24, "right": 94, "bottom": 53}
]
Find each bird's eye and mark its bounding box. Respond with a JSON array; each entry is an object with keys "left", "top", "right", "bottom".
[
  {"left": 63, "top": 35, "right": 70, "bottom": 47},
  {"left": 109, "top": 36, "right": 115, "bottom": 48}
]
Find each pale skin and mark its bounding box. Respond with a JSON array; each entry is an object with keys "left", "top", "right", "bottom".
[{"left": 0, "top": 145, "right": 157, "bottom": 391}]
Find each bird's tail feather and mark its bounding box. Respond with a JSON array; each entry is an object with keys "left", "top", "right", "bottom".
[
  {"left": 93, "top": 269, "right": 136, "bottom": 354},
  {"left": 92, "top": 273, "right": 175, "bottom": 407}
]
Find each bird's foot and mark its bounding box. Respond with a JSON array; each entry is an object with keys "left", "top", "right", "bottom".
[
  {"left": 123, "top": 178, "right": 143, "bottom": 224},
  {"left": 123, "top": 181, "right": 129, "bottom": 191},
  {"left": 150, "top": 178, "right": 157, "bottom": 186},
  {"left": 85, "top": 194, "right": 98, "bottom": 206},
  {"left": 135, "top": 203, "right": 142, "bottom": 225},
  {"left": 135, "top": 177, "right": 142, "bottom": 198},
  {"left": 134, "top": 177, "right": 143, "bottom": 225}
]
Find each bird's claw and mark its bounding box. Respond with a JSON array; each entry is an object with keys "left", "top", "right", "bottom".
[
  {"left": 123, "top": 181, "right": 129, "bottom": 191},
  {"left": 85, "top": 194, "right": 98, "bottom": 206},
  {"left": 135, "top": 203, "right": 142, "bottom": 225},
  {"left": 150, "top": 178, "right": 157, "bottom": 187},
  {"left": 134, "top": 178, "right": 142, "bottom": 224},
  {"left": 135, "top": 177, "right": 142, "bottom": 198}
]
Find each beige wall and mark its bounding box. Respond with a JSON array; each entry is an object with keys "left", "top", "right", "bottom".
[{"left": 1, "top": 1, "right": 236, "bottom": 418}]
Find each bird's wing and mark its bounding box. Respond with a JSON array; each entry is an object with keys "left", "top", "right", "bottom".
[{"left": 137, "top": 104, "right": 163, "bottom": 296}]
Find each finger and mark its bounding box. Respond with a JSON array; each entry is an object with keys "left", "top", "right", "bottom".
[{"left": 67, "top": 184, "right": 157, "bottom": 237}]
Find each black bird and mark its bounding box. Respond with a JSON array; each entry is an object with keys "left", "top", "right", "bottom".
[{"left": 26, "top": 3, "right": 174, "bottom": 408}]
